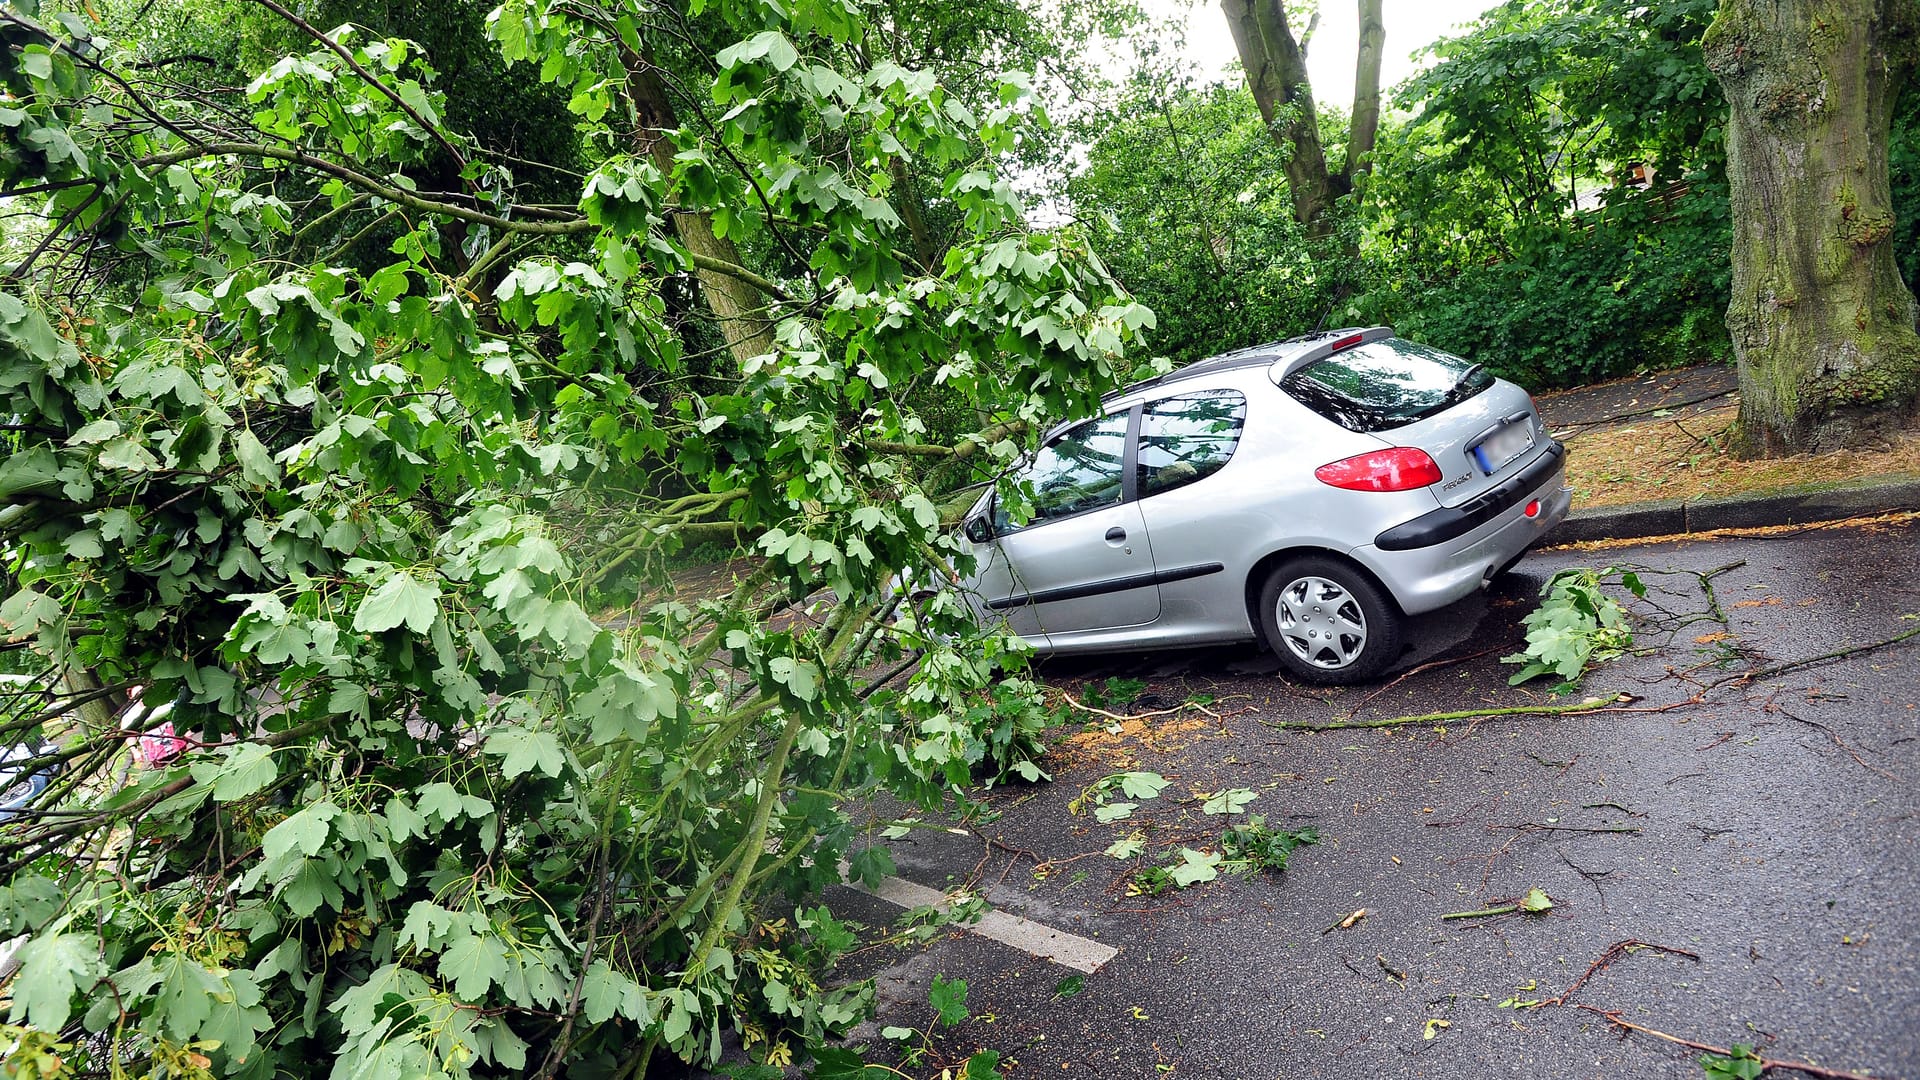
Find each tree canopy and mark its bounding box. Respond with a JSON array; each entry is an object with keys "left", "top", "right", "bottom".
[{"left": 0, "top": 0, "right": 1151, "bottom": 1075}]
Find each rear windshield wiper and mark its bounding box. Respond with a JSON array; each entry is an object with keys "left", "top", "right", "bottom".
[{"left": 1439, "top": 363, "right": 1487, "bottom": 409}]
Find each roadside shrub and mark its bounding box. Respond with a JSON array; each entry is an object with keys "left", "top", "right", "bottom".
[{"left": 1355, "top": 180, "right": 1733, "bottom": 387}]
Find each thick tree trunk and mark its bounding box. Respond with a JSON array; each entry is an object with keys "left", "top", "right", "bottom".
[
  {"left": 1221, "top": 0, "right": 1337, "bottom": 237},
  {"left": 1704, "top": 0, "right": 1920, "bottom": 454},
  {"left": 1347, "top": 0, "right": 1385, "bottom": 184},
  {"left": 627, "top": 65, "right": 777, "bottom": 367}
]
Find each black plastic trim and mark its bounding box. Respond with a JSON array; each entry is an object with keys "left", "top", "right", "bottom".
[
  {"left": 984, "top": 562, "right": 1226, "bottom": 611},
  {"left": 1373, "top": 441, "right": 1566, "bottom": 552}
]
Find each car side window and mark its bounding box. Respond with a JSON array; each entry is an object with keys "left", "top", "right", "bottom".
[
  {"left": 1138, "top": 390, "right": 1247, "bottom": 497},
  {"left": 995, "top": 412, "right": 1130, "bottom": 533}
]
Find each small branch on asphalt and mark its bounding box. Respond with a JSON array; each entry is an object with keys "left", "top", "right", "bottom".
[
  {"left": 1439, "top": 902, "right": 1520, "bottom": 921},
  {"left": 1573, "top": 1004, "right": 1882, "bottom": 1080},
  {"left": 1265, "top": 694, "right": 1628, "bottom": 732},
  {"left": 1339, "top": 641, "right": 1515, "bottom": 720},
  {"left": 1774, "top": 706, "right": 1897, "bottom": 779},
  {"left": 1544, "top": 939, "right": 1698, "bottom": 1006},
  {"left": 1537, "top": 941, "right": 1877, "bottom": 1078},
  {"left": 1555, "top": 847, "right": 1613, "bottom": 912},
  {"left": 1320, "top": 907, "right": 1368, "bottom": 934},
  {"left": 1708, "top": 623, "right": 1920, "bottom": 690},
  {"left": 1497, "top": 822, "right": 1641, "bottom": 835},
  {"left": 1062, "top": 691, "right": 1219, "bottom": 722}
]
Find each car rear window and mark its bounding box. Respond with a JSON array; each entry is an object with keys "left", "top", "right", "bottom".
[{"left": 1279, "top": 338, "right": 1495, "bottom": 433}]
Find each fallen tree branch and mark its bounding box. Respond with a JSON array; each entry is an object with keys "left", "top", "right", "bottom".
[
  {"left": 137, "top": 142, "right": 594, "bottom": 235},
  {"left": 1062, "top": 691, "right": 1219, "bottom": 723},
  {"left": 1339, "top": 641, "right": 1515, "bottom": 720},
  {"left": 1709, "top": 624, "right": 1920, "bottom": 691},
  {"left": 1573, "top": 1004, "right": 1881, "bottom": 1080},
  {"left": 1544, "top": 939, "right": 1698, "bottom": 1006},
  {"left": 1263, "top": 694, "right": 1627, "bottom": 732}
]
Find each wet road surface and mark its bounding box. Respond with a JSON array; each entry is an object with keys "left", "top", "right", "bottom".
[{"left": 822, "top": 516, "right": 1920, "bottom": 1079}]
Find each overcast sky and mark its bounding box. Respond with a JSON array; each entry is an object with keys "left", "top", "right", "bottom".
[{"left": 1150, "top": 0, "right": 1508, "bottom": 106}]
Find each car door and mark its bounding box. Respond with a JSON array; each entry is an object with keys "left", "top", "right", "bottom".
[
  {"left": 970, "top": 409, "right": 1159, "bottom": 641},
  {"left": 1131, "top": 389, "right": 1251, "bottom": 635}
]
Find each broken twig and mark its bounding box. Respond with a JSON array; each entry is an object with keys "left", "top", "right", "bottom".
[{"left": 1266, "top": 695, "right": 1627, "bottom": 732}]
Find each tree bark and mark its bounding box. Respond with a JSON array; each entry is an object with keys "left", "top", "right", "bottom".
[
  {"left": 1221, "top": 0, "right": 1337, "bottom": 236},
  {"left": 627, "top": 65, "right": 778, "bottom": 368},
  {"left": 1347, "top": 0, "right": 1385, "bottom": 185},
  {"left": 1704, "top": 0, "right": 1920, "bottom": 453}
]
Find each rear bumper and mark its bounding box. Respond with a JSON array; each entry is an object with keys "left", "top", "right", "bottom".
[
  {"left": 1352, "top": 453, "right": 1572, "bottom": 616},
  {"left": 1374, "top": 440, "right": 1566, "bottom": 551}
]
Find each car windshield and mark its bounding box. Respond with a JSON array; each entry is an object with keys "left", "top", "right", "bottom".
[{"left": 1280, "top": 337, "right": 1494, "bottom": 433}]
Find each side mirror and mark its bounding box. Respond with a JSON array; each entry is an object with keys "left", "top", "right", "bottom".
[{"left": 963, "top": 515, "right": 994, "bottom": 544}]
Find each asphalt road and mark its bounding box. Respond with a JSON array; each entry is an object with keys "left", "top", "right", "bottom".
[{"left": 820, "top": 516, "right": 1920, "bottom": 1080}]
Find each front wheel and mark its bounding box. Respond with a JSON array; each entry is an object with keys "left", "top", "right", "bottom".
[{"left": 1258, "top": 557, "right": 1403, "bottom": 684}]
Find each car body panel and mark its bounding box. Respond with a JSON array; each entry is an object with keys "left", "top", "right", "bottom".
[
  {"left": 975, "top": 499, "right": 1161, "bottom": 643},
  {"left": 1386, "top": 380, "right": 1548, "bottom": 509}
]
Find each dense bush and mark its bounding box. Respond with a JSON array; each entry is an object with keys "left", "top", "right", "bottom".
[{"left": 1358, "top": 178, "right": 1734, "bottom": 387}]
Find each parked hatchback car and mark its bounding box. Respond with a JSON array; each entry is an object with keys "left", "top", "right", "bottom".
[{"left": 953, "top": 326, "right": 1572, "bottom": 683}]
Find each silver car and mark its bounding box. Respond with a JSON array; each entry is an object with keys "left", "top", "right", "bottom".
[{"left": 955, "top": 326, "right": 1573, "bottom": 684}]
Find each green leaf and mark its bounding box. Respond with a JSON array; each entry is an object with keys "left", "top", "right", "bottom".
[
  {"left": 67, "top": 418, "right": 121, "bottom": 444},
  {"left": 580, "top": 961, "right": 652, "bottom": 1025},
  {"left": 483, "top": 726, "right": 567, "bottom": 779},
  {"left": 98, "top": 437, "right": 160, "bottom": 471},
  {"left": 233, "top": 429, "right": 281, "bottom": 486},
  {"left": 1104, "top": 835, "right": 1145, "bottom": 859},
  {"left": 440, "top": 925, "right": 508, "bottom": 1001},
  {"left": 806, "top": 1046, "right": 877, "bottom": 1080},
  {"left": 929, "top": 975, "right": 969, "bottom": 1027},
  {"left": 1519, "top": 887, "right": 1554, "bottom": 913},
  {"left": 1116, "top": 772, "right": 1169, "bottom": 799},
  {"left": 768, "top": 655, "right": 820, "bottom": 702},
  {"left": 262, "top": 800, "right": 338, "bottom": 860},
  {"left": 847, "top": 845, "right": 895, "bottom": 888},
  {"left": 961, "top": 1050, "right": 1003, "bottom": 1080},
  {"left": 353, "top": 572, "right": 441, "bottom": 634},
  {"left": 1167, "top": 847, "right": 1221, "bottom": 887},
  {"left": 0, "top": 587, "right": 63, "bottom": 641},
  {"left": 1201, "top": 788, "right": 1258, "bottom": 815},
  {"left": 1093, "top": 802, "right": 1136, "bottom": 823},
  {"left": 280, "top": 859, "right": 343, "bottom": 916},
  {"left": 8, "top": 930, "right": 106, "bottom": 1030},
  {"left": 191, "top": 742, "right": 279, "bottom": 802}
]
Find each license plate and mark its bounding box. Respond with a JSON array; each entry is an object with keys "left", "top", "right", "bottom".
[{"left": 1471, "top": 422, "right": 1534, "bottom": 474}]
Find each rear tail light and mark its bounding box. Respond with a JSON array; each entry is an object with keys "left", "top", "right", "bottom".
[{"left": 1315, "top": 448, "right": 1443, "bottom": 492}]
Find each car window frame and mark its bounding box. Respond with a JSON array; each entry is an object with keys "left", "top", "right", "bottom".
[
  {"left": 1135, "top": 388, "right": 1249, "bottom": 500},
  {"left": 988, "top": 405, "right": 1141, "bottom": 537}
]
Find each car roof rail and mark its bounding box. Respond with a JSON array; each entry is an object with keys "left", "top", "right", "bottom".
[{"left": 1268, "top": 325, "right": 1397, "bottom": 383}]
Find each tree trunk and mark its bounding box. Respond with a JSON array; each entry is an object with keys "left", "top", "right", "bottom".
[
  {"left": 627, "top": 65, "right": 778, "bottom": 368},
  {"left": 1221, "top": 0, "right": 1337, "bottom": 237},
  {"left": 1347, "top": 0, "right": 1385, "bottom": 184},
  {"left": 1704, "top": 0, "right": 1920, "bottom": 454}
]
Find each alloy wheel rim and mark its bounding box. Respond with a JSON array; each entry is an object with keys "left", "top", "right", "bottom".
[{"left": 1276, "top": 575, "right": 1368, "bottom": 669}]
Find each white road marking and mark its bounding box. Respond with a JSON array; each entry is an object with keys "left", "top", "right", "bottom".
[{"left": 843, "top": 868, "right": 1117, "bottom": 974}]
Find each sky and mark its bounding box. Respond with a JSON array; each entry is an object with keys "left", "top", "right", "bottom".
[{"left": 1151, "top": 0, "right": 1508, "bottom": 106}]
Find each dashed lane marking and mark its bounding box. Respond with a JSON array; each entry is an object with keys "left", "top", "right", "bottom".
[{"left": 843, "top": 867, "right": 1118, "bottom": 974}]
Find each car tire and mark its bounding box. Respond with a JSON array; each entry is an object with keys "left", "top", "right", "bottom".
[{"left": 1259, "top": 557, "right": 1402, "bottom": 685}]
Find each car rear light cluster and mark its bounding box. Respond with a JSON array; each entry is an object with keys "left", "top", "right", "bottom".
[{"left": 1315, "top": 448, "right": 1442, "bottom": 492}]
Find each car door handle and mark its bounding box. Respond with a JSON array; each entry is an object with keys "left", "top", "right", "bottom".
[{"left": 1105, "top": 526, "right": 1127, "bottom": 543}]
